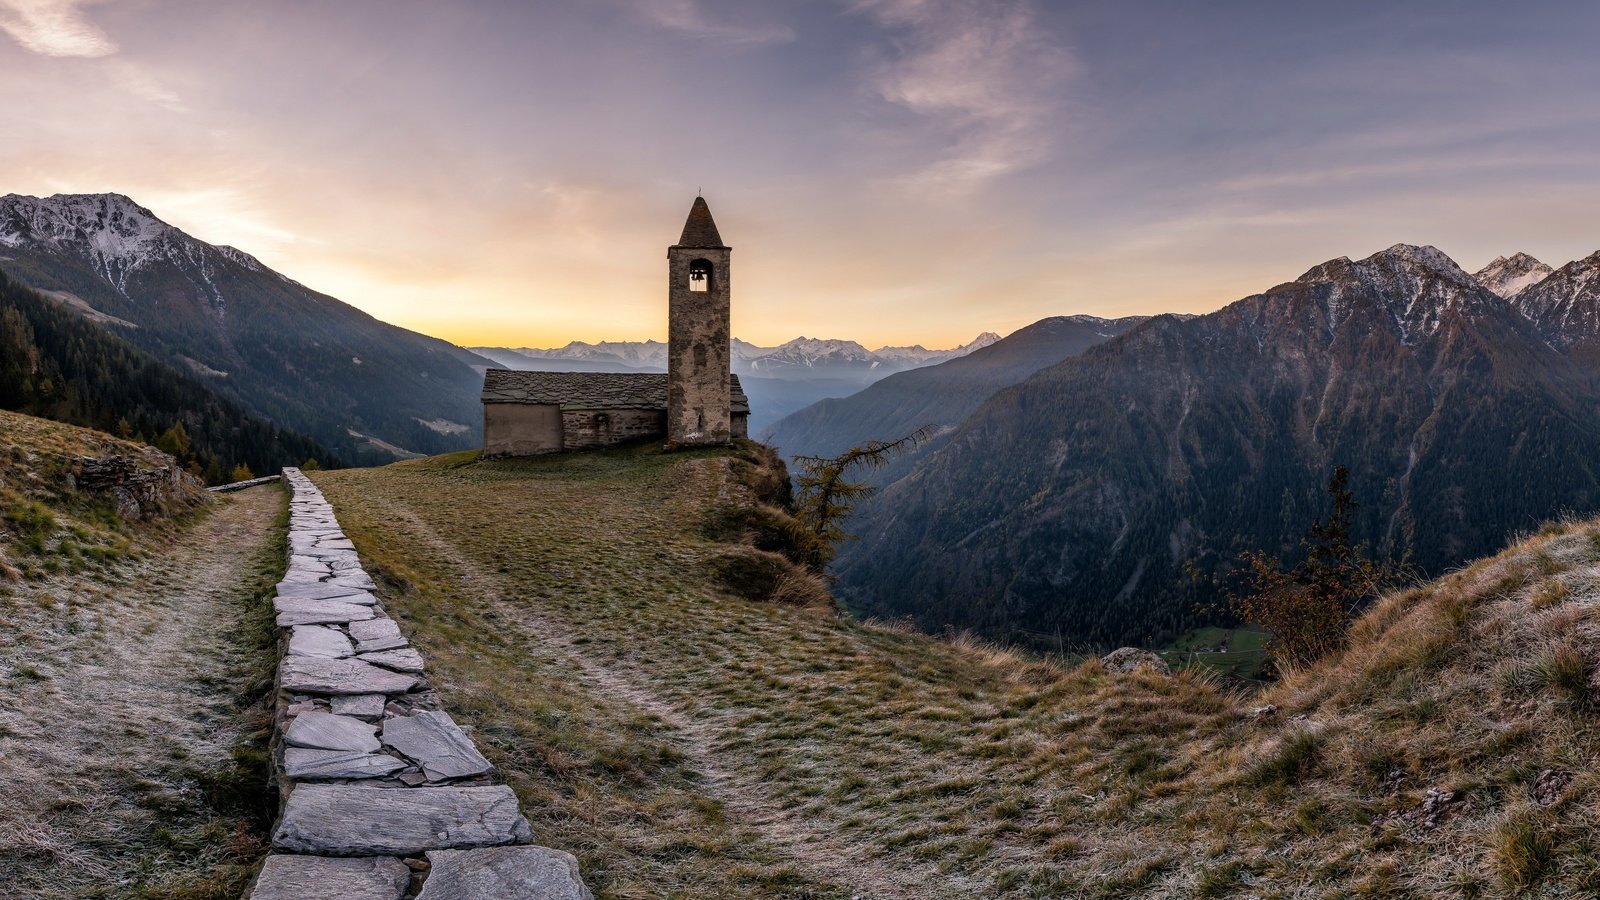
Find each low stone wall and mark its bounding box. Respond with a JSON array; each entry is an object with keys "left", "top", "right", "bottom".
[
  {"left": 245, "top": 468, "right": 592, "bottom": 900},
  {"left": 208, "top": 474, "right": 283, "bottom": 493}
]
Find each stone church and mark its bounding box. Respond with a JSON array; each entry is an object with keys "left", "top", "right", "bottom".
[{"left": 481, "top": 197, "right": 750, "bottom": 457}]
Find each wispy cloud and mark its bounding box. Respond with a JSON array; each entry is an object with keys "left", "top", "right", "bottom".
[
  {"left": 105, "top": 60, "right": 187, "bottom": 111},
  {"left": 632, "top": 0, "right": 794, "bottom": 45},
  {"left": 0, "top": 0, "right": 115, "bottom": 57},
  {"left": 851, "top": 0, "right": 1071, "bottom": 192}
]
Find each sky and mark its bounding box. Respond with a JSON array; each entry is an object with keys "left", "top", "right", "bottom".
[{"left": 3, "top": 0, "right": 1600, "bottom": 349}]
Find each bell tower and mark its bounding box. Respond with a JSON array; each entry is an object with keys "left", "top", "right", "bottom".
[{"left": 667, "top": 196, "right": 732, "bottom": 447}]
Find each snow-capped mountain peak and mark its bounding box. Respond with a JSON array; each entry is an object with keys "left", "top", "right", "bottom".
[
  {"left": 1295, "top": 244, "right": 1506, "bottom": 346},
  {"left": 1472, "top": 252, "right": 1554, "bottom": 299},
  {"left": 0, "top": 192, "right": 254, "bottom": 309}
]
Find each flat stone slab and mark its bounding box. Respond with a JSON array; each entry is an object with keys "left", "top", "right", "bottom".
[
  {"left": 284, "top": 747, "right": 408, "bottom": 780},
  {"left": 281, "top": 657, "right": 420, "bottom": 696},
  {"left": 359, "top": 648, "right": 425, "bottom": 674},
  {"left": 276, "top": 599, "right": 377, "bottom": 627},
  {"left": 276, "top": 581, "right": 376, "bottom": 603},
  {"left": 249, "top": 854, "right": 410, "bottom": 900},
  {"left": 286, "top": 711, "right": 381, "bottom": 752},
  {"left": 328, "top": 573, "right": 377, "bottom": 590},
  {"left": 288, "top": 625, "right": 356, "bottom": 659},
  {"left": 382, "top": 711, "right": 492, "bottom": 781},
  {"left": 350, "top": 618, "right": 408, "bottom": 653},
  {"left": 417, "top": 847, "right": 593, "bottom": 900},
  {"left": 272, "top": 784, "right": 532, "bottom": 855},
  {"left": 332, "top": 693, "right": 389, "bottom": 720}
]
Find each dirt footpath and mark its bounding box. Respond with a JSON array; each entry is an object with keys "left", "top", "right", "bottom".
[{"left": 0, "top": 485, "right": 284, "bottom": 899}]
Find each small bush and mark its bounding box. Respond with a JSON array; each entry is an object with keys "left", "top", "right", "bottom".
[
  {"left": 1527, "top": 643, "right": 1590, "bottom": 707},
  {"left": 1247, "top": 730, "right": 1321, "bottom": 786},
  {"left": 1494, "top": 809, "right": 1556, "bottom": 891},
  {"left": 706, "top": 549, "right": 791, "bottom": 602}
]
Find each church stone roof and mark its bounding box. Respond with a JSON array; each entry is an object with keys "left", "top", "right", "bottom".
[
  {"left": 673, "top": 196, "right": 727, "bottom": 249},
  {"left": 481, "top": 370, "right": 749, "bottom": 414}
]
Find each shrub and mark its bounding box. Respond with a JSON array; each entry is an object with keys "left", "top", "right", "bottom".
[
  {"left": 1246, "top": 730, "right": 1321, "bottom": 786},
  {"left": 1494, "top": 808, "right": 1556, "bottom": 891}
]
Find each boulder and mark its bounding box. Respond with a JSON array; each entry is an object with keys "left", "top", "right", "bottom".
[{"left": 1099, "top": 647, "right": 1173, "bottom": 676}]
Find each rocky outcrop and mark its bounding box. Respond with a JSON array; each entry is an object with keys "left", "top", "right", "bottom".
[
  {"left": 246, "top": 468, "right": 590, "bottom": 900},
  {"left": 70, "top": 453, "right": 205, "bottom": 520}
]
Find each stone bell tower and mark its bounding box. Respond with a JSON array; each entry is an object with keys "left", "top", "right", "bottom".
[{"left": 666, "top": 196, "right": 732, "bottom": 447}]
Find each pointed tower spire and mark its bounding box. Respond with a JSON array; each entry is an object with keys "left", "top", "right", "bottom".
[{"left": 675, "top": 196, "right": 726, "bottom": 249}]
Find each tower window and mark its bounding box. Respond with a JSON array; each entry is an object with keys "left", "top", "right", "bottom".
[{"left": 689, "top": 258, "right": 713, "bottom": 292}]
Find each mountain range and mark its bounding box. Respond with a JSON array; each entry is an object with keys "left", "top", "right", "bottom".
[
  {"left": 0, "top": 193, "right": 490, "bottom": 463},
  {"left": 821, "top": 244, "right": 1600, "bottom": 649},
  {"left": 474, "top": 333, "right": 1001, "bottom": 433},
  {"left": 764, "top": 314, "right": 1152, "bottom": 481}
]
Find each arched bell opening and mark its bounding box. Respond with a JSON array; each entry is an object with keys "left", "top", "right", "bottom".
[{"left": 688, "top": 258, "right": 714, "bottom": 292}]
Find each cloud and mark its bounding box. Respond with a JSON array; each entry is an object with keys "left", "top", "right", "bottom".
[
  {"left": 632, "top": 0, "right": 794, "bottom": 44},
  {"left": 0, "top": 0, "right": 115, "bottom": 57},
  {"left": 105, "top": 60, "right": 187, "bottom": 111},
  {"left": 851, "top": 0, "right": 1072, "bottom": 191}
]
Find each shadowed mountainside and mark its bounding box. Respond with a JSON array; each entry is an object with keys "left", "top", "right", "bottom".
[
  {"left": 0, "top": 193, "right": 490, "bottom": 464},
  {"left": 835, "top": 244, "right": 1600, "bottom": 649}
]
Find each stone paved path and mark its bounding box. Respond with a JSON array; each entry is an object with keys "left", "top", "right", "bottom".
[{"left": 249, "top": 469, "right": 591, "bottom": 899}]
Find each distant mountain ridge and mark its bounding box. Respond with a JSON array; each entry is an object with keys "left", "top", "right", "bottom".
[
  {"left": 836, "top": 243, "right": 1600, "bottom": 649},
  {"left": 474, "top": 333, "right": 1002, "bottom": 434},
  {"left": 0, "top": 192, "right": 490, "bottom": 463},
  {"left": 473, "top": 333, "right": 1000, "bottom": 375}
]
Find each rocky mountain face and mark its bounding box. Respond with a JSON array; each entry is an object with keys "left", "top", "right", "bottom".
[
  {"left": 1473, "top": 251, "right": 1553, "bottom": 299},
  {"left": 1511, "top": 250, "right": 1600, "bottom": 359},
  {"left": 835, "top": 244, "right": 1600, "bottom": 648},
  {"left": 766, "top": 315, "right": 1148, "bottom": 466},
  {"left": 0, "top": 193, "right": 490, "bottom": 463}
]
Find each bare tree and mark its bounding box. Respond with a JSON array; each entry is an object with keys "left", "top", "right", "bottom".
[{"left": 791, "top": 427, "right": 932, "bottom": 569}]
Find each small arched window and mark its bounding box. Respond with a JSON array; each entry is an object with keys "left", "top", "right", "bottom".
[{"left": 689, "top": 258, "right": 713, "bottom": 292}]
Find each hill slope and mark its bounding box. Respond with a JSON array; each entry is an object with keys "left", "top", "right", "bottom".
[
  {"left": 0, "top": 410, "right": 284, "bottom": 897},
  {"left": 305, "top": 442, "right": 1600, "bottom": 898},
  {"left": 1, "top": 265, "right": 332, "bottom": 481},
  {"left": 835, "top": 244, "right": 1600, "bottom": 648},
  {"left": 0, "top": 193, "right": 489, "bottom": 463}
]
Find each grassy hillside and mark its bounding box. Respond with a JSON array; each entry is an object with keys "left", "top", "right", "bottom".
[
  {"left": 313, "top": 444, "right": 1600, "bottom": 898},
  {"left": 0, "top": 408, "right": 209, "bottom": 579},
  {"left": 0, "top": 410, "right": 285, "bottom": 898}
]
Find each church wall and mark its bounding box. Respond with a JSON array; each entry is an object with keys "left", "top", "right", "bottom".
[
  {"left": 483, "top": 402, "right": 563, "bottom": 457},
  {"left": 732, "top": 411, "right": 749, "bottom": 440},
  {"left": 561, "top": 408, "right": 666, "bottom": 451}
]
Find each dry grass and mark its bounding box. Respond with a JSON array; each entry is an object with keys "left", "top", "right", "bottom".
[
  {"left": 0, "top": 481, "right": 285, "bottom": 899},
  {"left": 310, "top": 444, "right": 1600, "bottom": 898}
]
